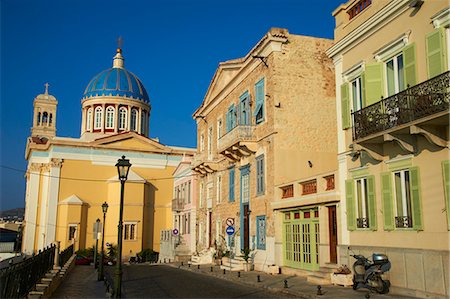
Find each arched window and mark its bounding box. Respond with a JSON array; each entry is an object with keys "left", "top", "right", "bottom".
[
  {"left": 94, "top": 107, "right": 103, "bottom": 129},
  {"left": 37, "top": 112, "right": 41, "bottom": 125},
  {"left": 119, "top": 107, "right": 127, "bottom": 130},
  {"left": 141, "top": 110, "right": 146, "bottom": 135},
  {"left": 42, "top": 112, "right": 48, "bottom": 125},
  {"left": 106, "top": 106, "right": 115, "bottom": 129},
  {"left": 131, "top": 109, "right": 138, "bottom": 131},
  {"left": 49, "top": 113, "right": 53, "bottom": 125},
  {"left": 86, "top": 108, "right": 92, "bottom": 130}
]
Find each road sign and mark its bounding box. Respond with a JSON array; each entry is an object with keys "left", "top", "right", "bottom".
[
  {"left": 93, "top": 222, "right": 102, "bottom": 240},
  {"left": 226, "top": 226, "right": 235, "bottom": 236},
  {"left": 173, "top": 228, "right": 179, "bottom": 235},
  {"left": 226, "top": 218, "right": 235, "bottom": 226}
]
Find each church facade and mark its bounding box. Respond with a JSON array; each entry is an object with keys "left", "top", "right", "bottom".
[{"left": 23, "top": 48, "right": 195, "bottom": 257}]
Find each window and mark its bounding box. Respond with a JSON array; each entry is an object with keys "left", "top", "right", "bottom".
[
  {"left": 393, "top": 170, "right": 413, "bottom": 228},
  {"left": 281, "top": 185, "right": 293, "bottom": 199},
  {"left": 187, "top": 213, "right": 191, "bottom": 234},
  {"left": 254, "top": 78, "right": 265, "bottom": 124},
  {"left": 256, "top": 216, "right": 266, "bottom": 250},
  {"left": 124, "top": 223, "right": 137, "bottom": 240},
  {"left": 208, "top": 127, "right": 213, "bottom": 158},
  {"left": 86, "top": 108, "right": 92, "bottom": 130},
  {"left": 68, "top": 224, "right": 77, "bottom": 241},
  {"left": 49, "top": 114, "right": 53, "bottom": 125},
  {"left": 347, "top": 0, "right": 371, "bottom": 20},
  {"left": 119, "top": 107, "right": 127, "bottom": 130},
  {"left": 229, "top": 168, "right": 235, "bottom": 202},
  {"left": 42, "top": 112, "right": 48, "bottom": 124},
  {"left": 351, "top": 77, "right": 363, "bottom": 111},
  {"left": 240, "top": 165, "right": 250, "bottom": 204},
  {"left": 324, "top": 175, "right": 335, "bottom": 191},
  {"left": 200, "top": 134, "right": 205, "bottom": 151},
  {"left": 385, "top": 53, "right": 405, "bottom": 96},
  {"left": 217, "top": 119, "right": 222, "bottom": 142},
  {"left": 94, "top": 107, "right": 103, "bottom": 129},
  {"left": 301, "top": 180, "right": 317, "bottom": 195},
  {"left": 226, "top": 105, "right": 236, "bottom": 132},
  {"left": 37, "top": 112, "right": 41, "bottom": 125},
  {"left": 381, "top": 167, "right": 422, "bottom": 230},
  {"left": 106, "top": 106, "right": 115, "bottom": 129},
  {"left": 256, "top": 155, "right": 265, "bottom": 195},
  {"left": 199, "top": 182, "right": 204, "bottom": 207},
  {"left": 131, "top": 109, "right": 138, "bottom": 131},
  {"left": 355, "top": 178, "right": 369, "bottom": 228},
  {"left": 239, "top": 92, "right": 250, "bottom": 125},
  {"left": 217, "top": 175, "right": 222, "bottom": 203},
  {"left": 187, "top": 181, "right": 191, "bottom": 204}
]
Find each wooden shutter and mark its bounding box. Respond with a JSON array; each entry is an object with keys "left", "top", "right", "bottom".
[
  {"left": 255, "top": 79, "right": 265, "bottom": 123},
  {"left": 410, "top": 167, "right": 423, "bottom": 230},
  {"left": 442, "top": 161, "right": 450, "bottom": 230},
  {"left": 364, "top": 63, "right": 384, "bottom": 106},
  {"left": 229, "top": 169, "right": 235, "bottom": 202},
  {"left": 361, "top": 72, "right": 367, "bottom": 108},
  {"left": 345, "top": 179, "right": 356, "bottom": 231},
  {"left": 426, "top": 28, "right": 447, "bottom": 79},
  {"left": 341, "top": 83, "right": 350, "bottom": 130},
  {"left": 381, "top": 172, "right": 394, "bottom": 231},
  {"left": 403, "top": 43, "right": 417, "bottom": 88},
  {"left": 367, "top": 175, "right": 377, "bottom": 231}
]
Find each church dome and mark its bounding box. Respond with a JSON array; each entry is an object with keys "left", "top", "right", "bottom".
[{"left": 82, "top": 50, "right": 150, "bottom": 103}]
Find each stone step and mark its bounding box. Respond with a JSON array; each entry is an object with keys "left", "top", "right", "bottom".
[
  {"left": 307, "top": 274, "right": 332, "bottom": 285},
  {"left": 220, "top": 264, "right": 244, "bottom": 271},
  {"left": 29, "top": 290, "right": 44, "bottom": 295}
]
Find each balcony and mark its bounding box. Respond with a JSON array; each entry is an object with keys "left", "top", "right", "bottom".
[
  {"left": 172, "top": 198, "right": 184, "bottom": 212},
  {"left": 217, "top": 125, "right": 257, "bottom": 162},
  {"left": 351, "top": 71, "right": 449, "bottom": 155},
  {"left": 191, "top": 153, "right": 218, "bottom": 176}
]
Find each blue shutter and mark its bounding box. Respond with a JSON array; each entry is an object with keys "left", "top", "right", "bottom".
[
  {"left": 255, "top": 78, "right": 265, "bottom": 123},
  {"left": 229, "top": 168, "right": 235, "bottom": 202},
  {"left": 256, "top": 216, "right": 266, "bottom": 250},
  {"left": 256, "top": 155, "right": 265, "bottom": 195}
]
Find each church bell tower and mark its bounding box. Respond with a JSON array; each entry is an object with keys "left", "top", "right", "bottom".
[{"left": 31, "top": 83, "right": 58, "bottom": 138}]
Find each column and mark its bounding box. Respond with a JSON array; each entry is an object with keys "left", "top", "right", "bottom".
[
  {"left": 45, "top": 159, "right": 62, "bottom": 247},
  {"left": 101, "top": 104, "right": 105, "bottom": 133},
  {"left": 138, "top": 107, "right": 142, "bottom": 134},
  {"left": 37, "top": 165, "right": 50, "bottom": 250},
  {"left": 23, "top": 163, "right": 41, "bottom": 254},
  {"left": 128, "top": 105, "right": 132, "bottom": 131},
  {"left": 90, "top": 105, "right": 94, "bottom": 132},
  {"left": 114, "top": 104, "right": 119, "bottom": 133},
  {"left": 81, "top": 107, "right": 86, "bottom": 135}
]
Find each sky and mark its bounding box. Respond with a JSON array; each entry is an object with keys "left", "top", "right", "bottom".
[{"left": 0, "top": 0, "right": 344, "bottom": 210}]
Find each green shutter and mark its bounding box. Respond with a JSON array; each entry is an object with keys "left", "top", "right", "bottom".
[
  {"left": 426, "top": 28, "right": 447, "bottom": 79},
  {"left": 341, "top": 83, "right": 350, "bottom": 130},
  {"left": 364, "top": 63, "right": 384, "bottom": 106},
  {"left": 410, "top": 167, "right": 423, "bottom": 230},
  {"left": 361, "top": 72, "right": 367, "bottom": 108},
  {"left": 367, "top": 175, "right": 377, "bottom": 231},
  {"left": 403, "top": 43, "right": 417, "bottom": 88},
  {"left": 442, "top": 161, "right": 450, "bottom": 230},
  {"left": 346, "top": 179, "right": 356, "bottom": 231},
  {"left": 381, "top": 172, "right": 394, "bottom": 231}
]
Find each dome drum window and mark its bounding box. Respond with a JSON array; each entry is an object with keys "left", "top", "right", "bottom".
[
  {"left": 119, "top": 107, "right": 128, "bottom": 130},
  {"left": 106, "top": 106, "right": 115, "bottom": 130},
  {"left": 94, "top": 106, "right": 103, "bottom": 130},
  {"left": 131, "top": 109, "right": 138, "bottom": 131},
  {"left": 86, "top": 108, "right": 93, "bottom": 131}
]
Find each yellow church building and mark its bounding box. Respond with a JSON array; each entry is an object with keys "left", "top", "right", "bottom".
[{"left": 23, "top": 47, "right": 195, "bottom": 257}]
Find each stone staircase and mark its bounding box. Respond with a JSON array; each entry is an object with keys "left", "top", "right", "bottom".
[
  {"left": 220, "top": 256, "right": 253, "bottom": 271},
  {"left": 174, "top": 240, "right": 191, "bottom": 262},
  {"left": 189, "top": 248, "right": 214, "bottom": 265},
  {"left": 306, "top": 263, "right": 339, "bottom": 285}
]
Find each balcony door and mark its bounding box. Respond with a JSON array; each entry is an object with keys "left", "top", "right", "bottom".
[{"left": 239, "top": 92, "right": 250, "bottom": 126}]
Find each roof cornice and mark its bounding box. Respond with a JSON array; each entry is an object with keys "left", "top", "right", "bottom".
[{"left": 326, "top": 0, "right": 410, "bottom": 58}]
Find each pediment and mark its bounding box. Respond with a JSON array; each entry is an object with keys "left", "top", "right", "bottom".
[
  {"left": 91, "top": 132, "right": 171, "bottom": 153},
  {"left": 204, "top": 64, "right": 242, "bottom": 105},
  {"left": 59, "top": 195, "right": 84, "bottom": 205}
]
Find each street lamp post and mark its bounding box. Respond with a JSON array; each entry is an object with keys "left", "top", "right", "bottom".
[
  {"left": 94, "top": 218, "right": 100, "bottom": 269},
  {"left": 114, "top": 156, "right": 131, "bottom": 298},
  {"left": 98, "top": 202, "right": 108, "bottom": 281}
]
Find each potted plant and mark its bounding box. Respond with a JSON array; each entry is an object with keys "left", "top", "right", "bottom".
[{"left": 241, "top": 247, "right": 253, "bottom": 271}]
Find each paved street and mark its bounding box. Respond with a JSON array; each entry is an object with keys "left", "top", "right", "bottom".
[{"left": 51, "top": 264, "right": 295, "bottom": 298}]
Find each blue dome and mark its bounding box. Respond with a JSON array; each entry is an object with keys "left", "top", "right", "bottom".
[{"left": 82, "top": 67, "right": 149, "bottom": 103}]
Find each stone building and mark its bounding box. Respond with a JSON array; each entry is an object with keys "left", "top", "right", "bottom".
[
  {"left": 23, "top": 47, "right": 195, "bottom": 257},
  {"left": 326, "top": 0, "right": 449, "bottom": 297},
  {"left": 192, "top": 28, "right": 337, "bottom": 276}
]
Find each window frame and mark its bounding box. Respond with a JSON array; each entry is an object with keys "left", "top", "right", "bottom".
[
  {"left": 392, "top": 169, "right": 413, "bottom": 228},
  {"left": 94, "top": 106, "right": 103, "bottom": 129},
  {"left": 254, "top": 78, "right": 265, "bottom": 124},
  {"left": 124, "top": 222, "right": 137, "bottom": 241},
  {"left": 119, "top": 107, "right": 127, "bottom": 130},
  {"left": 105, "top": 106, "right": 115, "bottom": 129},
  {"left": 86, "top": 108, "right": 92, "bottom": 130},
  {"left": 130, "top": 108, "right": 138, "bottom": 131},
  {"left": 68, "top": 224, "right": 77, "bottom": 241},
  {"left": 256, "top": 215, "right": 266, "bottom": 250},
  {"left": 256, "top": 155, "right": 265, "bottom": 196}
]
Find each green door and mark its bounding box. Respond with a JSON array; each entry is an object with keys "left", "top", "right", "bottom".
[{"left": 283, "top": 209, "right": 319, "bottom": 271}]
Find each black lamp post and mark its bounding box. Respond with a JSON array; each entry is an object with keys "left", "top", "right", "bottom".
[
  {"left": 114, "top": 156, "right": 131, "bottom": 298},
  {"left": 98, "top": 202, "right": 108, "bottom": 281},
  {"left": 94, "top": 218, "right": 100, "bottom": 269}
]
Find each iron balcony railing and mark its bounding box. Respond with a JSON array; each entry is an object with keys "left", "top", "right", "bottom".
[
  {"left": 218, "top": 125, "right": 255, "bottom": 152},
  {"left": 172, "top": 198, "right": 184, "bottom": 212},
  {"left": 352, "top": 71, "right": 450, "bottom": 140}
]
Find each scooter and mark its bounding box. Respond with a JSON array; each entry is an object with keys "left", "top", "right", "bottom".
[{"left": 351, "top": 253, "right": 391, "bottom": 294}]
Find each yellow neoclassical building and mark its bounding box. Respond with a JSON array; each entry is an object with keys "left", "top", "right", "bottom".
[{"left": 23, "top": 48, "right": 195, "bottom": 257}]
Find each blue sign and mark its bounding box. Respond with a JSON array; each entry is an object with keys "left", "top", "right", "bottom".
[{"left": 226, "top": 226, "right": 235, "bottom": 236}]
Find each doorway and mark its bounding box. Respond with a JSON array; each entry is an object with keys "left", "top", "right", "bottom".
[{"left": 328, "top": 205, "right": 338, "bottom": 264}]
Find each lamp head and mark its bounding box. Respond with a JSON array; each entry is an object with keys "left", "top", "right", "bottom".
[
  {"left": 102, "top": 201, "right": 109, "bottom": 213},
  {"left": 115, "top": 155, "right": 131, "bottom": 181}
]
